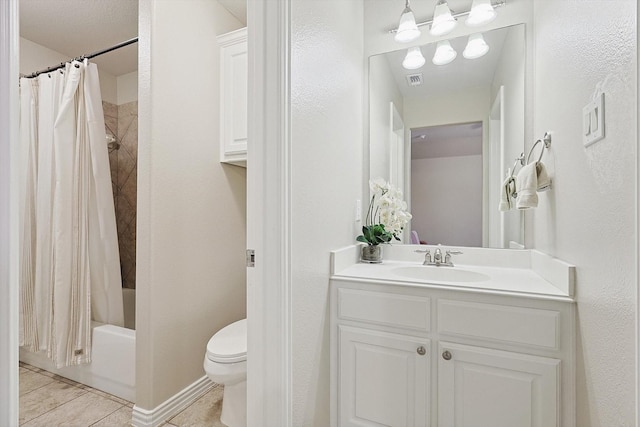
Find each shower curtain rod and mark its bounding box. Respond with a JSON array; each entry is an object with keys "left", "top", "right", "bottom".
[{"left": 23, "top": 37, "right": 139, "bottom": 79}]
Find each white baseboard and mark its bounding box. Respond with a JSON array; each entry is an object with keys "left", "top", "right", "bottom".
[{"left": 132, "top": 376, "right": 214, "bottom": 427}]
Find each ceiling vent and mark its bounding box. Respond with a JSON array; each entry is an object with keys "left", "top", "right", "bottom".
[{"left": 406, "top": 73, "right": 423, "bottom": 86}]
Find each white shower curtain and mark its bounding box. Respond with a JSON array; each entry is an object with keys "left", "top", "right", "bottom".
[{"left": 19, "top": 60, "right": 124, "bottom": 368}]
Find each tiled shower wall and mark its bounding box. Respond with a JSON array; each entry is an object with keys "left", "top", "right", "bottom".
[{"left": 103, "top": 101, "right": 138, "bottom": 289}]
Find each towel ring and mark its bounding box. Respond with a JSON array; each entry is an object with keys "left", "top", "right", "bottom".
[{"left": 526, "top": 132, "right": 552, "bottom": 164}]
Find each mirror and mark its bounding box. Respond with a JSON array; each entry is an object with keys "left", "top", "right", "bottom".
[{"left": 369, "top": 24, "right": 525, "bottom": 249}]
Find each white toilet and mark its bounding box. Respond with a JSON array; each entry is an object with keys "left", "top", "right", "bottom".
[{"left": 204, "top": 318, "right": 247, "bottom": 427}]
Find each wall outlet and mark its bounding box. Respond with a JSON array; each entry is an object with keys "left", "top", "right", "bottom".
[
  {"left": 583, "top": 93, "right": 605, "bottom": 147},
  {"left": 355, "top": 199, "right": 361, "bottom": 222}
]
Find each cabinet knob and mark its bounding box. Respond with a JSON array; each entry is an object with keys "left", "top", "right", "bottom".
[
  {"left": 416, "top": 346, "right": 426, "bottom": 356},
  {"left": 442, "top": 350, "right": 452, "bottom": 360}
]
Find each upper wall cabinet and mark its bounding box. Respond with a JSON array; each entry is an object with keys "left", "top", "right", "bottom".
[{"left": 218, "top": 27, "right": 247, "bottom": 167}]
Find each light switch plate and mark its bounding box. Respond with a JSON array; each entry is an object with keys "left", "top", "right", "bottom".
[{"left": 583, "top": 93, "right": 605, "bottom": 147}]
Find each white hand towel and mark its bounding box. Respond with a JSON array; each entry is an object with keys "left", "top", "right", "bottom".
[
  {"left": 536, "top": 162, "right": 552, "bottom": 192},
  {"left": 499, "top": 175, "right": 516, "bottom": 211},
  {"left": 516, "top": 162, "right": 538, "bottom": 209}
]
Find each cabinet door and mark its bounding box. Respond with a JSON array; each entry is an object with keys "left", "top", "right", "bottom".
[
  {"left": 438, "top": 342, "right": 560, "bottom": 427},
  {"left": 219, "top": 34, "right": 247, "bottom": 165},
  {"left": 338, "top": 326, "right": 430, "bottom": 427}
]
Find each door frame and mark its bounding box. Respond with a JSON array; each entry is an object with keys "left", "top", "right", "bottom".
[
  {"left": 0, "top": 0, "right": 20, "bottom": 424},
  {"left": 246, "top": 0, "right": 293, "bottom": 425}
]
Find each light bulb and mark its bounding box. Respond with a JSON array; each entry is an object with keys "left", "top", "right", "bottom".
[
  {"left": 466, "top": 0, "right": 497, "bottom": 27},
  {"left": 463, "top": 33, "right": 490, "bottom": 59},
  {"left": 430, "top": 0, "right": 457, "bottom": 37},
  {"left": 402, "top": 46, "right": 426, "bottom": 70},
  {"left": 432, "top": 40, "right": 457, "bottom": 65},
  {"left": 395, "top": 3, "right": 421, "bottom": 43}
]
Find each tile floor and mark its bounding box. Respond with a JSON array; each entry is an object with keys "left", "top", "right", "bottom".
[{"left": 19, "top": 362, "right": 225, "bottom": 426}]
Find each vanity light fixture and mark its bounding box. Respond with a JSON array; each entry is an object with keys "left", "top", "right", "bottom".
[
  {"left": 402, "top": 46, "right": 426, "bottom": 70},
  {"left": 463, "top": 33, "right": 490, "bottom": 59},
  {"left": 432, "top": 40, "right": 457, "bottom": 65},
  {"left": 466, "top": 0, "right": 498, "bottom": 26},
  {"left": 394, "top": 0, "right": 421, "bottom": 43},
  {"left": 389, "top": 1, "right": 506, "bottom": 38},
  {"left": 430, "top": 0, "right": 457, "bottom": 37}
]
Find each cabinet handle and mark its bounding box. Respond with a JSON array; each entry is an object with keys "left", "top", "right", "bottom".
[
  {"left": 416, "top": 346, "right": 426, "bottom": 356},
  {"left": 442, "top": 350, "right": 452, "bottom": 360}
]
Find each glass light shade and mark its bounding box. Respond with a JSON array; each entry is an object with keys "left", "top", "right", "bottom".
[
  {"left": 430, "top": 1, "right": 457, "bottom": 36},
  {"left": 432, "top": 40, "right": 457, "bottom": 65},
  {"left": 463, "top": 33, "right": 490, "bottom": 59},
  {"left": 466, "top": 0, "right": 497, "bottom": 27},
  {"left": 395, "top": 7, "right": 421, "bottom": 43},
  {"left": 402, "top": 46, "right": 426, "bottom": 70}
]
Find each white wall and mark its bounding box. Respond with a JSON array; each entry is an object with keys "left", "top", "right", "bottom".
[
  {"left": 137, "top": 0, "right": 246, "bottom": 409},
  {"left": 531, "top": 1, "right": 636, "bottom": 425},
  {"left": 411, "top": 155, "right": 483, "bottom": 246},
  {"left": 290, "top": 0, "right": 364, "bottom": 425},
  {"left": 117, "top": 71, "right": 138, "bottom": 104},
  {"left": 403, "top": 85, "right": 490, "bottom": 130},
  {"left": 369, "top": 54, "right": 403, "bottom": 182},
  {"left": 20, "top": 37, "right": 118, "bottom": 104}
]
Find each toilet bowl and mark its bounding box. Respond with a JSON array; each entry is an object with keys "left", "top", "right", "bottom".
[{"left": 204, "top": 318, "right": 247, "bottom": 427}]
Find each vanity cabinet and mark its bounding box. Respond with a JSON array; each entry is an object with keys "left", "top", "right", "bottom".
[
  {"left": 338, "top": 327, "right": 431, "bottom": 427},
  {"left": 438, "top": 342, "right": 559, "bottom": 427},
  {"left": 218, "top": 27, "right": 247, "bottom": 166},
  {"left": 330, "top": 280, "right": 575, "bottom": 427}
]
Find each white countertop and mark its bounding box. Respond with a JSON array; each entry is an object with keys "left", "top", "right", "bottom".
[{"left": 330, "top": 245, "right": 576, "bottom": 301}]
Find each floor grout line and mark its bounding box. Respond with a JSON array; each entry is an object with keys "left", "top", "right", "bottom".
[
  {"left": 20, "top": 390, "right": 89, "bottom": 426},
  {"left": 20, "top": 363, "right": 221, "bottom": 426},
  {"left": 87, "top": 403, "right": 126, "bottom": 427},
  {"left": 19, "top": 363, "right": 134, "bottom": 426}
]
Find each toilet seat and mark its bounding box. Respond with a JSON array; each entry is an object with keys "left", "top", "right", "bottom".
[{"left": 206, "top": 319, "right": 247, "bottom": 363}]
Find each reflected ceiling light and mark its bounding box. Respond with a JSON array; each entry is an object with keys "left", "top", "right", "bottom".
[
  {"left": 463, "top": 33, "right": 490, "bottom": 59},
  {"left": 394, "top": 0, "right": 421, "bottom": 43},
  {"left": 430, "top": 0, "right": 457, "bottom": 37},
  {"left": 466, "top": 0, "right": 497, "bottom": 27},
  {"left": 432, "top": 40, "right": 457, "bottom": 65},
  {"left": 402, "top": 46, "right": 426, "bottom": 70}
]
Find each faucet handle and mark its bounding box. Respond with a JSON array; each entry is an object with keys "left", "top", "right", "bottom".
[
  {"left": 444, "top": 249, "right": 462, "bottom": 264},
  {"left": 415, "top": 249, "right": 432, "bottom": 265}
]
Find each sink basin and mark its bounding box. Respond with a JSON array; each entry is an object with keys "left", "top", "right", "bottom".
[{"left": 391, "top": 266, "right": 490, "bottom": 283}]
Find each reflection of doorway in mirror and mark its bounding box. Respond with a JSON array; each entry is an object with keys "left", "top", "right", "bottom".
[
  {"left": 410, "top": 122, "right": 483, "bottom": 247},
  {"left": 487, "top": 86, "right": 505, "bottom": 248},
  {"left": 389, "top": 102, "right": 408, "bottom": 242},
  {"left": 389, "top": 102, "right": 405, "bottom": 191}
]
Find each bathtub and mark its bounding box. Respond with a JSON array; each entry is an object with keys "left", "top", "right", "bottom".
[{"left": 19, "top": 288, "right": 136, "bottom": 402}]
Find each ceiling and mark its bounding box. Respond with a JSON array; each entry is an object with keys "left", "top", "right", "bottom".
[
  {"left": 20, "top": 0, "right": 139, "bottom": 76},
  {"left": 19, "top": 0, "right": 247, "bottom": 77},
  {"left": 217, "top": 0, "right": 247, "bottom": 26}
]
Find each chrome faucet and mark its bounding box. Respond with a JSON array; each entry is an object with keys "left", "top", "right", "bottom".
[
  {"left": 415, "top": 247, "right": 463, "bottom": 267},
  {"left": 433, "top": 248, "right": 443, "bottom": 265}
]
